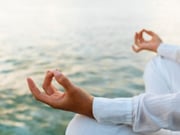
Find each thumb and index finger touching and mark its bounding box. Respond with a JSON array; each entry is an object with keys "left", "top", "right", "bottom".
[
  {"left": 26, "top": 70, "right": 74, "bottom": 107},
  {"left": 138, "top": 29, "right": 155, "bottom": 41},
  {"left": 141, "top": 29, "right": 155, "bottom": 36},
  {"left": 27, "top": 70, "right": 74, "bottom": 98},
  {"left": 132, "top": 29, "right": 154, "bottom": 52},
  {"left": 134, "top": 29, "right": 153, "bottom": 45}
]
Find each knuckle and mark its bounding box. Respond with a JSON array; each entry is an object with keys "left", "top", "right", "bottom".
[
  {"left": 61, "top": 75, "right": 68, "bottom": 83},
  {"left": 58, "top": 74, "right": 67, "bottom": 83}
]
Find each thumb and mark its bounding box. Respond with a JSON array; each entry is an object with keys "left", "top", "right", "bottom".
[
  {"left": 132, "top": 45, "right": 142, "bottom": 53},
  {"left": 53, "top": 70, "right": 74, "bottom": 91}
]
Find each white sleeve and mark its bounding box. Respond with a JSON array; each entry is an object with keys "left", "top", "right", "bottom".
[
  {"left": 93, "top": 97, "right": 133, "bottom": 125},
  {"left": 93, "top": 93, "right": 180, "bottom": 133},
  {"left": 133, "top": 93, "right": 180, "bottom": 133},
  {"left": 157, "top": 43, "right": 180, "bottom": 63}
]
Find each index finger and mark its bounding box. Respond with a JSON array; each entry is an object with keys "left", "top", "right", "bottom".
[
  {"left": 139, "top": 30, "right": 144, "bottom": 42},
  {"left": 42, "top": 71, "right": 57, "bottom": 95},
  {"left": 142, "top": 29, "right": 155, "bottom": 36},
  {"left": 134, "top": 32, "right": 139, "bottom": 45}
]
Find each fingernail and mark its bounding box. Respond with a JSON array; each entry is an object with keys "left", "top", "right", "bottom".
[
  {"left": 27, "top": 77, "right": 31, "bottom": 80},
  {"left": 53, "top": 70, "right": 62, "bottom": 77},
  {"left": 47, "top": 69, "right": 54, "bottom": 73}
]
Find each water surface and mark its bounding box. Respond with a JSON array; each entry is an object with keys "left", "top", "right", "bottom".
[{"left": 0, "top": 0, "right": 180, "bottom": 134}]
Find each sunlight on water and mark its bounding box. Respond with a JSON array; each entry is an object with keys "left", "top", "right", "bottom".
[{"left": 0, "top": 0, "right": 180, "bottom": 134}]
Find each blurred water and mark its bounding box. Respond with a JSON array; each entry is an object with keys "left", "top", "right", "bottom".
[{"left": 1, "top": 0, "right": 180, "bottom": 135}]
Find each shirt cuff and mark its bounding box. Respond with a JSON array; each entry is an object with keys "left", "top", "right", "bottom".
[
  {"left": 93, "top": 97, "right": 133, "bottom": 125},
  {"left": 157, "top": 43, "right": 179, "bottom": 61}
]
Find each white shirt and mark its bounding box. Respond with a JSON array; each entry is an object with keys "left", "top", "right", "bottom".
[{"left": 93, "top": 44, "right": 180, "bottom": 134}]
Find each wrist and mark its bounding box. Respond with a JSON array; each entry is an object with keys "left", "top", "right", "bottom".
[
  {"left": 154, "top": 42, "right": 162, "bottom": 52},
  {"left": 86, "top": 96, "right": 94, "bottom": 118},
  {"left": 81, "top": 96, "right": 94, "bottom": 118}
]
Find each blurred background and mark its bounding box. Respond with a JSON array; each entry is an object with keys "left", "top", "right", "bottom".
[{"left": 0, "top": 0, "right": 180, "bottom": 134}]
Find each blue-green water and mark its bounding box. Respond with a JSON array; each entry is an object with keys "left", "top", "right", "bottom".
[{"left": 1, "top": 0, "right": 180, "bottom": 135}]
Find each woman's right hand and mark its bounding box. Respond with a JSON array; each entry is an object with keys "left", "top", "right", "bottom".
[
  {"left": 132, "top": 29, "right": 162, "bottom": 53},
  {"left": 27, "top": 70, "right": 94, "bottom": 118}
]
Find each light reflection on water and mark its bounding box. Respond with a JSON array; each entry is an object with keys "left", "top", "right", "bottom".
[{"left": 1, "top": 0, "right": 180, "bottom": 134}]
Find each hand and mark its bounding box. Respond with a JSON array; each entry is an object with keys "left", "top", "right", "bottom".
[
  {"left": 27, "top": 70, "right": 94, "bottom": 118},
  {"left": 132, "top": 29, "right": 162, "bottom": 53}
]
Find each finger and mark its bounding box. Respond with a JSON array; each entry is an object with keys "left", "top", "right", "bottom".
[
  {"left": 27, "top": 77, "right": 42, "bottom": 95},
  {"left": 132, "top": 45, "right": 142, "bottom": 53},
  {"left": 42, "top": 71, "right": 57, "bottom": 95},
  {"left": 53, "top": 70, "right": 74, "bottom": 91},
  {"left": 134, "top": 32, "right": 136, "bottom": 44},
  {"left": 134, "top": 32, "right": 139, "bottom": 45},
  {"left": 142, "top": 29, "right": 155, "bottom": 36},
  {"left": 139, "top": 30, "right": 144, "bottom": 42},
  {"left": 27, "top": 78, "right": 53, "bottom": 104},
  {"left": 136, "top": 32, "right": 142, "bottom": 46}
]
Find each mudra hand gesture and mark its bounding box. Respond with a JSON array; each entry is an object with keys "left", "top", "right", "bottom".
[
  {"left": 132, "top": 29, "right": 162, "bottom": 53},
  {"left": 27, "top": 70, "right": 94, "bottom": 118}
]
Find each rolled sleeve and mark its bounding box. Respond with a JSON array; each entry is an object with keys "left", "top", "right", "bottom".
[
  {"left": 93, "top": 97, "right": 133, "bottom": 125},
  {"left": 157, "top": 43, "right": 180, "bottom": 63},
  {"left": 132, "top": 93, "right": 180, "bottom": 133}
]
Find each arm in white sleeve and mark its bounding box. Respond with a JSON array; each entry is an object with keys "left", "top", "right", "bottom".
[
  {"left": 93, "top": 97, "right": 133, "bottom": 125},
  {"left": 157, "top": 43, "right": 180, "bottom": 63},
  {"left": 93, "top": 93, "right": 180, "bottom": 133},
  {"left": 133, "top": 93, "right": 180, "bottom": 133}
]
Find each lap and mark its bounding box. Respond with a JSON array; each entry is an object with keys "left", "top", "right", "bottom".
[{"left": 66, "top": 114, "right": 141, "bottom": 135}]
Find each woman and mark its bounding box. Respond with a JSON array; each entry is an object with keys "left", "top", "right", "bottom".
[{"left": 27, "top": 29, "right": 180, "bottom": 135}]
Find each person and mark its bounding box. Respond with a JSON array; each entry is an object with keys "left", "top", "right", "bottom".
[{"left": 27, "top": 29, "right": 180, "bottom": 135}]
